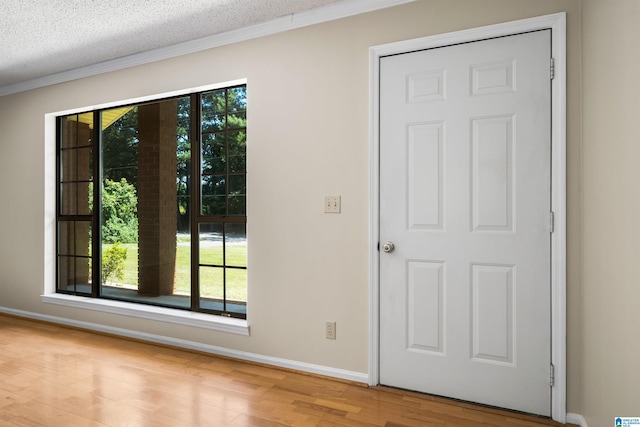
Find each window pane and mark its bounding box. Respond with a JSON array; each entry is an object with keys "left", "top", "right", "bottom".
[
  {"left": 202, "top": 90, "right": 227, "bottom": 132},
  {"left": 201, "top": 133, "right": 226, "bottom": 175},
  {"left": 77, "top": 182, "right": 92, "bottom": 215},
  {"left": 101, "top": 107, "right": 138, "bottom": 185},
  {"left": 228, "top": 130, "right": 246, "bottom": 173},
  {"left": 79, "top": 147, "right": 93, "bottom": 181},
  {"left": 174, "top": 231, "right": 191, "bottom": 298},
  {"left": 202, "top": 90, "right": 226, "bottom": 114},
  {"left": 228, "top": 196, "right": 246, "bottom": 216},
  {"left": 60, "top": 183, "right": 76, "bottom": 215},
  {"left": 202, "top": 175, "right": 226, "bottom": 195},
  {"left": 202, "top": 196, "right": 226, "bottom": 216},
  {"left": 201, "top": 175, "right": 226, "bottom": 215},
  {"left": 58, "top": 221, "right": 92, "bottom": 256},
  {"left": 58, "top": 222, "right": 73, "bottom": 256},
  {"left": 227, "top": 111, "right": 246, "bottom": 129},
  {"left": 98, "top": 97, "right": 191, "bottom": 310},
  {"left": 58, "top": 256, "right": 75, "bottom": 291},
  {"left": 202, "top": 114, "right": 226, "bottom": 132},
  {"left": 57, "top": 256, "right": 92, "bottom": 294},
  {"left": 199, "top": 266, "right": 224, "bottom": 307},
  {"left": 60, "top": 113, "right": 93, "bottom": 149},
  {"left": 60, "top": 118, "right": 78, "bottom": 149},
  {"left": 228, "top": 86, "right": 247, "bottom": 112},
  {"left": 228, "top": 154, "right": 246, "bottom": 174},
  {"left": 59, "top": 182, "right": 92, "bottom": 215},
  {"left": 226, "top": 268, "right": 247, "bottom": 305},
  {"left": 228, "top": 175, "right": 246, "bottom": 195},
  {"left": 61, "top": 147, "right": 93, "bottom": 182},
  {"left": 199, "top": 223, "right": 223, "bottom": 266},
  {"left": 225, "top": 223, "right": 246, "bottom": 268},
  {"left": 177, "top": 97, "right": 191, "bottom": 135},
  {"left": 61, "top": 149, "right": 77, "bottom": 181},
  {"left": 228, "top": 173, "right": 246, "bottom": 217},
  {"left": 176, "top": 99, "right": 191, "bottom": 237}
]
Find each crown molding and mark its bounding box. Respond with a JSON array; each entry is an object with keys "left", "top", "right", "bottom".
[{"left": 0, "top": 0, "right": 415, "bottom": 97}]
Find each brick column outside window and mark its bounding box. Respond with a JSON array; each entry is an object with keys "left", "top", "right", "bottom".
[{"left": 137, "top": 101, "right": 178, "bottom": 296}]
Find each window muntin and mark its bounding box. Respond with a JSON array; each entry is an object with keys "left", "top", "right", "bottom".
[
  {"left": 200, "top": 86, "right": 247, "bottom": 216},
  {"left": 198, "top": 222, "right": 247, "bottom": 316},
  {"left": 57, "top": 113, "right": 95, "bottom": 296},
  {"left": 55, "top": 85, "right": 247, "bottom": 319}
]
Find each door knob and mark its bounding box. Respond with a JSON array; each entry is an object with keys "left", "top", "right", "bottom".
[{"left": 382, "top": 242, "right": 395, "bottom": 253}]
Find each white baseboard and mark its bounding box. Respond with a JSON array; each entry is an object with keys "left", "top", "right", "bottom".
[
  {"left": 567, "top": 413, "right": 588, "bottom": 427},
  {"left": 0, "top": 306, "right": 368, "bottom": 384}
]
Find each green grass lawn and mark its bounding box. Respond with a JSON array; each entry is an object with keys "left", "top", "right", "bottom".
[{"left": 103, "top": 242, "right": 247, "bottom": 302}]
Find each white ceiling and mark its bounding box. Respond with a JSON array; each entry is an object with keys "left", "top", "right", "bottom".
[{"left": 0, "top": 0, "right": 350, "bottom": 91}]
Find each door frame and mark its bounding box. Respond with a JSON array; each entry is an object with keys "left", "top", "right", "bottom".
[{"left": 368, "top": 13, "right": 567, "bottom": 422}]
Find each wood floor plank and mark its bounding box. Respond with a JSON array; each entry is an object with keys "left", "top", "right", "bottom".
[{"left": 0, "top": 314, "right": 576, "bottom": 427}]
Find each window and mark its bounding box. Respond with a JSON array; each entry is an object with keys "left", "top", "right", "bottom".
[{"left": 56, "top": 85, "right": 247, "bottom": 319}]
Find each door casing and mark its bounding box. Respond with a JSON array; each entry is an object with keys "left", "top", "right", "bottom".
[{"left": 368, "top": 13, "right": 567, "bottom": 423}]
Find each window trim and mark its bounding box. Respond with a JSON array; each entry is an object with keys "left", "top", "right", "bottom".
[
  {"left": 41, "top": 293, "right": 249, "bottom": 335},
  {"left": 44, "top": 79, "right": 249, "bottom": 331}
]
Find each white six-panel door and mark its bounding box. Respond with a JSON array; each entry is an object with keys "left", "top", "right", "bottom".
[{"left": 379, "top": 30, "right": 552, "bottom": 416}]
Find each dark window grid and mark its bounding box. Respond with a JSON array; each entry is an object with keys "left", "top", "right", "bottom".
[
  {"left": 205, "top": 84, "right": 246, "bottom": 114},
  {"left": 200, "top": 130, "right": 246, "bottom": 146},
  {"left": 59, "top": 141, "right": 93, "bottom": 214},
  {"left": 56, "top": 88, "right": 247, "bottom": 318},
  {"left": 56, "top": 113, "right": 98, "bottom": 298},
  {"left": 201, "top": 171, "right": 246, "bottom": 178},
  {"left": 212, "top": 219, "right": 227, "bottom": 313},
  {"left": 198, "top": 262, "right": 247, "bottom": 315},
  {"left": 57, "top": 253, "right": 92, "bottom": 260},
  {"left": 201, "top": 123, "right": 246, "bottom": 134},
  {"left": 56, "top": 236, "right": 92, "bottom": 259},
  {"left": 60, "top": 143, "right": 92, "bottom": 150},
  {"left": 56, "top": 217, "right": 93, "bottom": 283},
  {"left": 57, "top": 214, "right": 93, "bottom": 220},
  {"left": 199, "top": 264, "right": 247, "bottom": 270},
  {"left": 198, "top": 216, "right": 247, "bottom": 223},
  {"left": 59, "top": 178, "right": 93, "bottom": 184},
  {"left": 196, "top": 87, "right": 246, "bottom": 316},
  {"left": 200, "top": 89, "right": 247, "bottom": 219}
]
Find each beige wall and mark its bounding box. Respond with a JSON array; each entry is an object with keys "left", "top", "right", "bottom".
[
  {"left": 581, "top": 0, "right": 640, "bottom": 426},
  {"left": 0, "top": 0, "right": 593, "bottom": 421}
]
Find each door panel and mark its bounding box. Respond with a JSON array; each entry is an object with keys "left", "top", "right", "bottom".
[{"left": 379, "top": 30, "right": 551, "bottom": 416}]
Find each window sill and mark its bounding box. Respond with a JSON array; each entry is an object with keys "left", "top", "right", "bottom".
[{"left": 41, "top": 293, "right": 249, "bottom": 336}]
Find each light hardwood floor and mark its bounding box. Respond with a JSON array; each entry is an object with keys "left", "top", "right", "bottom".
[{"left": 0, "top": 314, "right": 575, "bottom": 427}]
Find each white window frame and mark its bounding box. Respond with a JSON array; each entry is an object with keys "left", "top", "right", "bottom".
[{"left": 43, "top": 79, "right": 250, "bottom": 336}]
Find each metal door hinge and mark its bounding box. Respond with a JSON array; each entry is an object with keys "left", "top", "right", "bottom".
[
  {"left": 550, "top": 364, "right": 555, "bottom": 387},
  {"left": 550, "top": 58, "right": 555, "bottom": 80},
  {"left": 549, "top": 211, "right": 555, "bottom": 233}
]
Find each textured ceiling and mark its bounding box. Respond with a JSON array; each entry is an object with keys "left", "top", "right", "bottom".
[{"left": 0, "top": 0, "right": 344, "bottom": 89}]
